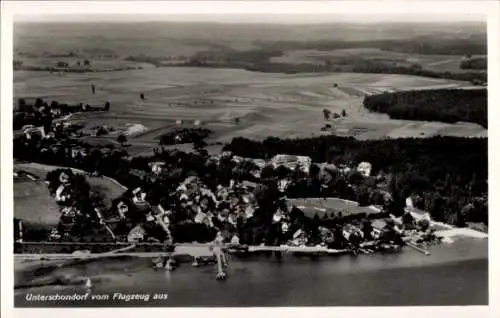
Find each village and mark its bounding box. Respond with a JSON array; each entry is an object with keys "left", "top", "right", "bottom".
[{"left": 13, "top": 101, "right": 486, "bottom": 281}]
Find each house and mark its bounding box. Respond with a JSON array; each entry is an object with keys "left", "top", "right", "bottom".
[
  {"left": 55, "top": 184, "right": 71, "bottom": 203},
  {"left": 71, "top": 147, "right": 87, "bottom": 158},
  {"left": 232, "top": 156, "right": 244, "bottom": 164},
  {"left": 24, "top": 126, "right": 45, "bottom": 140},
  {"left": 149, "top": 161, "right": 166, "bottom": 175},
  {"left": 130, "top": 169, "right": 148, "bottom": 180},
  {"left": 128, "top": 225, "right": 146, "bottom": 242},
  {"left": 131, "top": 187, "right": 151, "bottom": 213},
  {"left": 278, "top": 179, "right": 291, "bottom": 192},
  {"left": 406, "top": 196, "right": 414, "bottom": 208},
  {"left": 357, "top": 162, "right": 372, "bottom": 177},
  {"left": 117, "top": 201, "right": 129, "bottom": 219},
  {"left": 270, "top": 154, "right": 312, "bottom": 174},
  {"left": 56, "top": 61, "right": 69, "bottom": 68},
  {"left": 252, "top": 159, "right": 267, "bottom": 169}
]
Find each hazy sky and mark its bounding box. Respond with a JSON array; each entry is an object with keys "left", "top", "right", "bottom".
[
  {"left": 15, "top": 13, "right": 486, "bottom": 24},
  {"left": 10, "top": 1, "right": 488, "bottom": 24}
]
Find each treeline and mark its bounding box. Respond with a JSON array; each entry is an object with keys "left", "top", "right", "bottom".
[
  {"left": 363, "top": 89, "right": 487, "bottom": 128},
  {"left": 181, "top": 52, "right": 487, "bottom": 83},
  {"left": 246, "top": 61, "right": 487, "bottom": 82},
  {"left": 124, "top": 55, "right": 164, "bottom": 67},
  {"left": 460, "top": 57, "right": 487, "bottom": 70},
  {"left": 18, "top": 65, "right": 142, "bottom": 73},
  {"left": 14, "top": 98, "right": 110, "bottom": 130},
  {"left": 224, "top": 135, "right": 488, "bottom": 226},
  {"left": 254, "top": 36, "right": 487, "bottom": 55},
  {"left": 158, "top": 128, "right": 213, "bottom": 145},
  {"left": 188, "top": 48, "right": 283, "bottom": 64}
]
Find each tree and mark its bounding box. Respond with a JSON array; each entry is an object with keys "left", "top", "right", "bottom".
[
  {"left": 117, "top": 134, "right": 127, "bottom": 147},
  {"left": 14, "top": 60, "right": 23, "bottom": 71},
  {"left": 357, "top": 186, "right": 371, "bottom": 207},
  {"left": 417, "top": 219, "right": 430, "bottom": 232},
  {"left": 18, "top": 98, "right": 27, "bottom": 111},
  {"left": 387, "top": 194, "right": 405, "bottom": 217},
  {"left": 325, "top": 60, "right": 332, "bottom": 72},
  {"left": 260, "top": 165, "right": 275, "bottom": 180},
  {"left": 323, "top": 109, "right": 331, "bottom": 120},
  {"left": 84, "top": 60, "right": 91, "bottom": 66},
  {"left": 401, "top": 212, "right": 416, "bottom": 230},
  {"left": 361, "top": 219, "right": 373, "bottom": 240},
  {"left": 35, "top": 98, "right": 44, "bottom": 109},
  {"left": 104, "top": 101, "right": 111, "bottom": 111},
  {"left": 341, "top": 109, "right": 347, "bottom": 117}
]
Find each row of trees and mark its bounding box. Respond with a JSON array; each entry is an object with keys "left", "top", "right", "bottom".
[
  {"left": 254, "top": 36, "right": 487, "bottom": 56},
  {"left": 460, "top": 57, "right": 487, "bottom": 70},
  {"left": 243, "top": 60, "right": 487, "bottom": 83},
  {"left": 158, "top": 128, "right": 213, "bottom": 145},
  {"left": 363, "top": 89, "right": 487, "bottom": 128},
  {"left": 14, "top": 98, "right": 110, "bottom": 130}
]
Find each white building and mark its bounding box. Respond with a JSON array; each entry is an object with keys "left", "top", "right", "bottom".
[
  {"left": 270, "top": 154, "right": 312, "bottom": 174},
  {"left": 406, "top": 196, "right": 414, "bottom": 208},
  {"left": 128, "top": 225, "right": 145, "bottom": 242},
  {"left": 149, "top": 161, "right": 166, "bottom": 175},
  {"left": 357, "top": 162, "right": 372, "bottom": 177}
]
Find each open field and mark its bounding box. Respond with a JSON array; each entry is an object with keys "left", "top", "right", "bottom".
[
  {"left": 14, "top": 67, "right": 487, "bottom": 151},
  {"left": 14, "top": 178, "right": 61, "bottom": 226},
  {"left": 270, "top": 48, "right": 486, "bottom": 74}
]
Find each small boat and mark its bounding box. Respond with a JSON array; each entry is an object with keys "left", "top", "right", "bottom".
[{"left": 84, "top": 277, "right": 92, "bottom": 289}]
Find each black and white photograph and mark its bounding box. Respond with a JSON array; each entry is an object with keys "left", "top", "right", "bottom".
[{"left": 1, "top": 0, "right": 498, "bottom": 314}]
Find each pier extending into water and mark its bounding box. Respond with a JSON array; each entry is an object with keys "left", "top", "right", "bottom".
[{"left": 15, "top": 240, "right": 431, "bottom": 280}]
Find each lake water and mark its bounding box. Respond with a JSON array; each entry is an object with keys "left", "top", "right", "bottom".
[{"left": 14, "top": 239, "right": 488, "bottom": 307}]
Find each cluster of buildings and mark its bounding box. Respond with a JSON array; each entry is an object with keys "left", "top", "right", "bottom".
[
  {"left": 115, "top": 174, "right": 259, "bottom": 244},
  {"left": 114, "top": 151, "right": 380, "bottom": 247},
  {"left": 47, "top": 171, "right": 89, "bottom": 241}
]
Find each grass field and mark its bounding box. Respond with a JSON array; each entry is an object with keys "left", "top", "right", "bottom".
[
  {"left": 14, "top": 67, "right": 486, "bottom": 151},
  {"left": 14, "top": 179, "right": 61, "bottom": 226}
]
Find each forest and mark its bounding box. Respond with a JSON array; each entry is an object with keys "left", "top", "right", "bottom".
[{"left": 363, "top": 89, "right": 487, "bottom": 127}]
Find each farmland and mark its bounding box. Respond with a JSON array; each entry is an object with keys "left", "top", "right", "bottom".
[{"left": 14, "top": 67, "right": 486, "bottom": 157}]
